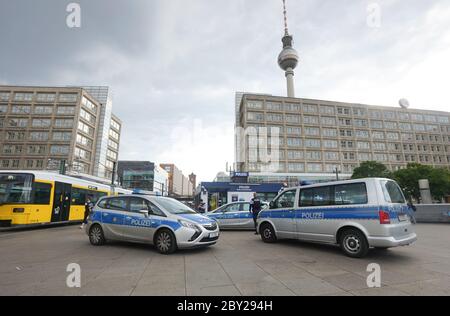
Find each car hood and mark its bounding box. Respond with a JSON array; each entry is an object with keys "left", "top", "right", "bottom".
[{"left": 177, "top": 213, "right": 216, "bottom": 225}]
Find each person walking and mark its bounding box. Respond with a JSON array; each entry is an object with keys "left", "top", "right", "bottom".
[
  {"left": 80, "top": 196, "right": 94, "bottom": 229},
  {"left": 197, "top": 199, "right": 206, "bottom": 214},
  {"left": 249, "top": 193, "right": 262, "bottom": 235}
]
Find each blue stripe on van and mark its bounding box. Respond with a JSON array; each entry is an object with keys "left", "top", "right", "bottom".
[{"left": 259, "top": 206, "right": 386, "bottom": 220}]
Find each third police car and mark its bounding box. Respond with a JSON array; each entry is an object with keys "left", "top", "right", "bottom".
[
  {"left": 257, "top": 178, "right": 417, "bottom": 258},
  {"left": 86, "top": 195, "right": 219, "bottom": 254}
]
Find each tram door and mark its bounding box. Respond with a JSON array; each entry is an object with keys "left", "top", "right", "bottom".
[{"left": 51, "top": 182, "right": 72, "bottom": 222}]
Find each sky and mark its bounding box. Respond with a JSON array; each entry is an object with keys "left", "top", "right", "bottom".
[{"left": 1, "top": 0, "right": 450, "bottom": 182}]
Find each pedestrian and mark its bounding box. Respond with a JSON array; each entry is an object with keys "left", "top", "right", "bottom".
[
  {"left": 197, "top": 199, "right": 206, "bottom": 214},
  {"left": 249, "top": 192, "right": 262, "bottom": 235},
  {"left": 80, "top": 195, "right": 94, "bottom": 229}
]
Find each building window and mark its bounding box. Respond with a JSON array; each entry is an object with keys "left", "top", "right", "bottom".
[
  {"left": 320, "top": 117, "right": 336, "bottom": 125},
  {"left": 55, "top": 119, "right": 74, "bottom": 128},
  {"left": 50, "top": 145, "right": 70, "bottom": 155},
  {"left": 81, "top": 97, "right": 97, "bottom": 112},
  {"left": 76, "top": 134, "right": 93, "bottom": 147},
  {"left": 80, "top": 108, "right": 96, "bottom": 124},
  {"left": 111, "top": 119, "right": 121, "bottom": 131},
  {"left": 287, "top": 150, "right": 304, "bottom": 160},
  {"left": 322, "top": 128, "right": 337, "bottom": 137},
  {"left": 323, "top": 140, "right": 338, "bottom": 148},
  {"left": 74, "top": 147, "right": 91, "bottom": 160},
  {"left": 285, "top": 126, "right": 301, "bottom": 135},
  {"left": 57, "top": 106, "right": 76, "bottom": 115},
  {"left": 32, "top": 119, "right": 51, "bottom": 128},
  {"left": 287, "top": 138, "right": 303, "bottom": 147},
  {"left": 247, "top": 112, "right": 264, "bottom": 122},
  {"left": 266, "top": 113, "right": 283, "bottom": 122},
  {"left": 34, "top": 106, "right": 53, "bottom": 114},
  {"left": 266, "top": 102, "right": 283, "bottom": 111},
  {"left": 11, "top": 105, "right": 31, "bottom": 114},
  {"left": 303, "top": 116, "right": 319, "bottom": 124},
  {"left": 304, "top": 139, "right": 321, "bottom": 148},
  {"left": 320, "top": 105, "right": 335, "bottom": 115},
  {"left": 36, "top": 93, "right": 56, "bottom": 102},
  {"left": 305, "top": 151, "right": 321, "bottom": 160},
  {"left": 324, "top": 152, "right": 339, "bottom": 160},
  {"left": 305, "top": 127, "right": 320, "bottom": 136},
  {"left": 285, "top": 114, "right": 300, "bottom": 123},
  {"left": 246, "top": 100, "right": 263, "bottom": 110},
  {"left": 109, "top": 129, "right": 119, "bottom": 140},
  {"left": 9, "top": 118, "right": 28, "bottom": 127},
  {"left": 0, "top": 92, "right": 10, "bottom": 101},
  {"left": 107, "top": 149, "right": 117, "bottom": 160},
  {"left": 53, "top": 132, "right": 72, "bottom": 141},
  {"left": 307, "top": 163, "right": 322, "bottom": 172},
  {"left": 29, "top": 131, "right": 49, "bottom": 141},
  {"left": 303, "top": 104, "right": 318, "bottom": 113},
  {"left": 78, "top": 121, "right": 94, "bottom": 136},
  {"left": 59, "top": 93, "right": 78, "bottom": 103},
  {"left": 14, "top": 92, "right": 33, "bottom": 101},
  {"left": 288, "top": 163, "right": 305, "bottom": 172}
]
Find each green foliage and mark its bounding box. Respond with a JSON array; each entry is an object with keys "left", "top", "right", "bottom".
[
  {"left": 392, "top": 163, "right": 450, "bottom": 201},
  {"left": 351, "top": 161, "right": 391, "bottom": 179}
]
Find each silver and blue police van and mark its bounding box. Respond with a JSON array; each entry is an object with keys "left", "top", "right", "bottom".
[
  {"left": 257, "top": 178, "right": 417, "bottom": 258},
  {"left": 86, "top": 195, "right": 220, "bottom": 254}
]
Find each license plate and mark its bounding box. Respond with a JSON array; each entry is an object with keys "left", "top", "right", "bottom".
[
  {"left": 398, "top": 214, "right": 408, "bottom": 222},
  {"left": 209, "top": 232, "right": 219, "bottom": 238}
]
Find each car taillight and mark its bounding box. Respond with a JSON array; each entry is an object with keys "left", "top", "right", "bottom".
[{"left": 379, "top": 210, "right": 391, "bottom": 224}]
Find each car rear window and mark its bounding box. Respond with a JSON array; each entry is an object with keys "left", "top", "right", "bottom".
[{"left": 382, "top": 180, "right": 405, "bottom": 204}]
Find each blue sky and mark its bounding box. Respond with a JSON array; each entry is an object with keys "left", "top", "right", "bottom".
[{"left": 1, "top": 0, "right": 450, "bottom": 181}]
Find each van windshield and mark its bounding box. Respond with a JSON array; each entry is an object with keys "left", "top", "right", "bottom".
[{"left": 382, "top": 180, "right": 405, "bottom": 204}]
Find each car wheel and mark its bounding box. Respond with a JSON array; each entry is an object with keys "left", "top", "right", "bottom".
[
  {"left": 89, "top": 225, "right": 106, "bottom": 246},
  {"left": 155, "top": 229, "right": 177, "bottom": 254},
  {"left": 339, "top": 228, "right": 369, "bottom": 258},
  {"left": 260, "top": 223, "right": 277, "bottom": 243}
]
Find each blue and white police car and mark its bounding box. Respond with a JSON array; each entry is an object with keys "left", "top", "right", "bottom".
[
  {"left": 86, "top": 195, "right": 219, "bottom": 254},
  {"left": 257, "top": 178, "right": 417, "bottom": 258}
]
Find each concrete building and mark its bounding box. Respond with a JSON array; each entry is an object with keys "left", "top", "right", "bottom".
[
  {"left": 160, "top": 163, "right": 194, "bottom": 198},
  {"left": 117, "top": 161, "right": 168, "bottom": 195},
  {"left": 0, "top": 85, "right": 121, "bottom": 179},
  {"left": 236, "top": 94, "right": 450, "bottom": 182}
]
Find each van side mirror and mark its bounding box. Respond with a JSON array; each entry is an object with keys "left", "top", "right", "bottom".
[
  {"left": 407, "top": 202, "right": 417, "bottom": 212},
  {"left": 269, "top": 201, "right": 275, "bottom": 209},
  {"left": 139, "top": 210, "right": 149, "bottom": 217}
]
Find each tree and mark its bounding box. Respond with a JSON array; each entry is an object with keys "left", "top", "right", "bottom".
[
  {"left": 351, "top": 161, "right": 391, "bottom": 179},
  {"left": 392, "top": 163, "right": 450, "bottom": 201}
]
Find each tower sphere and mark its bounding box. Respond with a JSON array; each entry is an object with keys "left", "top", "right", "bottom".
[{"left": 278, "top": 46, "right": 299, "bottom": 71}]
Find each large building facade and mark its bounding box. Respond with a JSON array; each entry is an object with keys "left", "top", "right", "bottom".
[
  {"left": 0, "top": 85, "right": 121, "bottom": 179},
  {"left": 160, "top": 163, "right": 195, "bottom": 198},
  {"left": 117, "top": 161, "right": 168, "bottom": 195},
  {"left": 236, "top": 93, "right": 450, "bottom": 182}
]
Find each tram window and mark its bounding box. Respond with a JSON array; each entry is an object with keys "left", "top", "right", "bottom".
[
  {"left": 71, "top": 188, "right": 87, "bottom": 205},
  {"left": 32, "top": 182, "right": 51, "bottom": 204}
]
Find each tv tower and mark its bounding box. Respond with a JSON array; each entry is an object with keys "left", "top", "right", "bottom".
[{"left": 278, "top": 0, "right": 299, "bottom": 98}]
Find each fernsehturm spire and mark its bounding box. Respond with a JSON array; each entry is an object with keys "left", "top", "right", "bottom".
[{"left": 278, "top": 0, "right": 299, "bottom": 98}]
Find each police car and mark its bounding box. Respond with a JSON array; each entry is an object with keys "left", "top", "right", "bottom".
[
  {"left": 206, "top": 201, "right": 269, "bottom": 230},
  {"left": 257, "top": 178, "right": 417, "bottom": 258},
  {"left": 86, "top": 195, "right": 220, "bottom": 254}
]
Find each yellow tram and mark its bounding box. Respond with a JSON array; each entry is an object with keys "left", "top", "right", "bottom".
[{"left": 0, "top": 170, "right": 131, "bottom": 227}]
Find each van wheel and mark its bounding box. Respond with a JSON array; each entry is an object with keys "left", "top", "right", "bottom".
[
  {"left": 260, "top": 223, "right": 277, "bottom": 243},
  {"left": 155, "top": 229, "right": 177, "bottom": 254},
  {"left": 339, "top": 228, "right": 368, "bottom": 258},
  {"left": 89, "top": 225, "right": 106, "bottom": 246}
]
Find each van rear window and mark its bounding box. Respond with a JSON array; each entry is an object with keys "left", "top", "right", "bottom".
[
  {"left": 335, "top": 183, "right": 368, "bottom": 205},
  {"left": 382, "top": 180, "right": 405, "bottom": 204}
]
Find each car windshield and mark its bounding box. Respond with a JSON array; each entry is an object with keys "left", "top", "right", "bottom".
[
  {"left": 154, "top": 197, "right": 197, "bottom": 215},
  {"left": 0, "top": 173, "right": 34, "bottom": 204}
]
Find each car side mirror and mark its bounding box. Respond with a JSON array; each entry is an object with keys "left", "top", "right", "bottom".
[
  {"left": 139, "top": 210, "right": 149, "bottom": 217},
  {"left": 407, "top": 202, "right": 417, "bottom": 212},
  {"left": 269, "top": 201, "right": 275, "bottom": 209}
]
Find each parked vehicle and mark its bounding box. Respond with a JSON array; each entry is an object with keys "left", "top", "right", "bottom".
[
  {"left": 206, "top": 201, "right": 269, "bottom": 230},
  {"left": 257, "top": 178, "right": 417, "bottom": 258},
  {"left": 86, "top": 195, "right": 219, "bottom": 254}
]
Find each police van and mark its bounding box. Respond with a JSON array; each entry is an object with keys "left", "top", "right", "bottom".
[
  {"left": 86, "top": 195, "right": 219, "bottom": 254},
  {"left": 257, "top": 178, "right": 417, "bottom": 258}
]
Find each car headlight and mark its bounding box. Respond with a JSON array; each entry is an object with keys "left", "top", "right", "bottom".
[{"left": 179, "top": 220, "right": 201, "bottom": 232}]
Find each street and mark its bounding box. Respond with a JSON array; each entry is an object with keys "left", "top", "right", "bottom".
[{"left": 1, "top": 224, "right": 449, "bottom": 296}]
